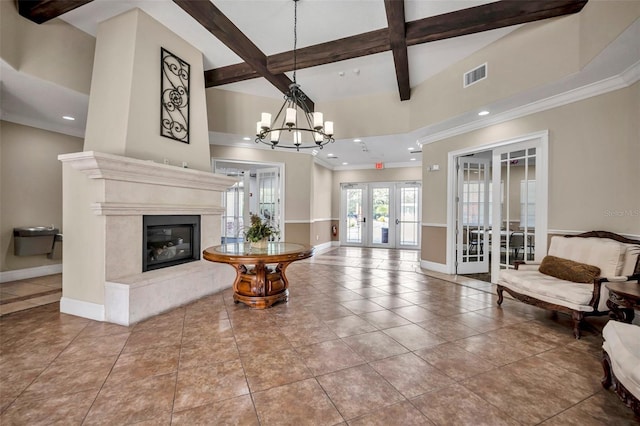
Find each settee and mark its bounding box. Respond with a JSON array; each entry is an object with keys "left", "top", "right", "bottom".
[
  {"left": 602, "top": 320, "right": 640, "bottom": 416},
  {"left": 497, "top": 231, "right": 640, "bottom": 338}
]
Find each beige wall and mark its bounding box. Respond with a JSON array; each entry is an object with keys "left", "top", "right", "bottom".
[
  {"left": 0, "top": 121, "right": 84, "bottom": 272},
  {"left": 0, "top": 1, "right": 95, "bottom": 94},
  {"left": 331, "top": 167, "right": 422, "bottom": 219},
  {"left": 422, "top": 225, "right": 447, "bottom": 264},
  {"left": 210, "top": 145, "right": 314, "bottom": 221},
  {"left": 83, "top": 9, "right": 212, "bottom": 171},
  {"left": 421, "top": 83, "right": 640, "bottom": 263}
]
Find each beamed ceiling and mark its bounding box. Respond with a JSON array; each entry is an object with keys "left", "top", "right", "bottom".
[{"left": 17, "top": 0, "right": 588, "bottom": 106}]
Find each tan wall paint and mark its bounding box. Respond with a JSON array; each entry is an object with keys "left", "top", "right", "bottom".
[
  {"left": 206, "top": 88, "right": 282, "bottom": 136},
  {"left": 312, "top": 220, "right": 333, "bottom": 246},
  {"left": 422, "top": 226, "right": 447, "bottom": 264},
  {"left": 422, "top": 83, "right": 640, "bottom": 237},
  {"left": 0, "top": 1, "right": 95, "bottom": 94},
  {"left": 0, "top": 121, "right": 84, "bottom": 272},
  {"left": 285, "top": 223, "right": 311, "bottom": 246},
  {"left": 83, "top": 9, "right": 212, "bottom": 171},
  {"left": 210, "top": 145, "right": 313, "bottom": 221},
  {"left": 331, "top": 167, "right": 422, "bottom": 219},
  {"left": 578, "top": 1, "right": 640, "bottom": 68},
  {"left": 312, "top": 163, "right": 333, "bottom": 220}
]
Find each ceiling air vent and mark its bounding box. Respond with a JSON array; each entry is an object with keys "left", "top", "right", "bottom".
[{"left": 464, "top": 63, "right": 487, "bottom": 87}]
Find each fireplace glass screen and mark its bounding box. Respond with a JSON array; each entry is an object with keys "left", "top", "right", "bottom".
[{"left": 143, "top": 215, "right": 200, "bottom": 271}]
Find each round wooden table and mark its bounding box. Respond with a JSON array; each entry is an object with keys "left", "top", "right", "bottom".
[{"left": 203, "top": 242, "right": 314, "bottom": 309}]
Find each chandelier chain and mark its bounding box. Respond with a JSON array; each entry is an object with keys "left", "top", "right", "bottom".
[{"left": 293, "top": 0, "right": 298, "bottom": 84}]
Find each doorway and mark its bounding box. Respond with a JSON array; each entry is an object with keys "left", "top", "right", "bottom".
[
  {"left": 213, "top": 160, "right": 285, "bottom": 244},
  {"left": 341, "top": 181, "right": 421, "bottom": 249},
  {"left": 449, "top": 131, "right": 548, "bottom": 282}
]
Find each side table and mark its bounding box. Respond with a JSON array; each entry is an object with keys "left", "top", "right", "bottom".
[{"left": 606, "top": 281, "right": 640, "bottom": 323}]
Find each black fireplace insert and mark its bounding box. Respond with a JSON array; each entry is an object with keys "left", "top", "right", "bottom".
[{"left": 142, "top": 215, "right": 200, "bottom": 272}]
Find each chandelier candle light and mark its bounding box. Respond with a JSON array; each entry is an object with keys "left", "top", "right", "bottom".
[{"left": 255, "top": 0, "right": 335, "bottom": 151}]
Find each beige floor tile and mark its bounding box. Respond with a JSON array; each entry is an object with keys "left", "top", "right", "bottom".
[
  {"left": 317, "top": 364, "right": 405, "bottom": 420},
  {"left": 411, "top": 383, "right": 519, "bottom": 425},
  {"left": 296, "top": 339, "right": 365, "bottom": 376},
  {"left": 241, "top": 347, "right": 313, "bottom": 393},
  {"left": 84, "top": 373, "right": 176, "bottom": 425},
  {"left": 347, "top": 400, "right": 435, "bottom": 425},
  {"left": 370, "top": 352, "right": 454, "bottom": 398},
  {"left": 253, "top": 378, "right": 344, "bottom": 425},
  {"left": 0, "top": 248, "right": 633, "bottom": 424},
  {"left": 174, "top": 359, "right": 249, "bottom": 412},
  {"left": 171, "top": 394, "right": 259, "bottom": 425}
]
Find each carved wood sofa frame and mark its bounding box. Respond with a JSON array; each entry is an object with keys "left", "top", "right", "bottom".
[
  {"left": 602, "top": 344, "right": 640, "bottom": 417},
  {"left": 496, "top": 231, "right": 640, "bottom": 339}
]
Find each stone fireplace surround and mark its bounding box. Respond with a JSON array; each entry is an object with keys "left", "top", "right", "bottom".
[{"left": 59, "top": 151, "right": 237, "bottom": 325}]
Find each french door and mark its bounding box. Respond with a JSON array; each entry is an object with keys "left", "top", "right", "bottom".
[
  {"left": 456, "top": 157, "right": 491, "bottom": 274},
  {"left": 341, "top": 182, "right": 421, "bottom": 249}
]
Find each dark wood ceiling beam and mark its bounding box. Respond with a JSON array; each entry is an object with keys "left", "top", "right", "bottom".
[
  {"left": 205, "top": 0, "right": 587, "bottom": 88},
  {"left": 173, "top": 0, "right": 314, "bottom": 110},
  {"left": 17, "top": 0, "right": 94, "bottom": 24},
  {"left": 384, "top": 0, "right": 410, "bottom": 101},
  {"left": 405, "top": 0, "right": 588, "bottom": 45}
]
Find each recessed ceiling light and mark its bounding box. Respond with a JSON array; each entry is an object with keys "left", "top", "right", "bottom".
[
  {"left": 410, "top": 158, "right": 416, "bottom": 161},
  {"left": 327, "top": 153, "right": 334, "bottom": 157},
  {"left": 407, "top": 147, "right": 413, "bottom": 150},
  {"left": 242, "top": 137, "right": 251, "bottom": 141},
  {"left": 353, "top": 139, "right": 361, "bottom": 143},
  {"left": 62, "top": 116, "right": 75, "bottom": 121},
  {"left": 342, "top": 162, "right": 348, "bottom": 165},
  {"left": 478, "top": 110, "right": 490, "bottom": 116}
]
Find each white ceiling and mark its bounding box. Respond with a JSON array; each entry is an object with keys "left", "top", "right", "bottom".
[{"left": 1, "top": 1, "right": 638, "bottom": 169}]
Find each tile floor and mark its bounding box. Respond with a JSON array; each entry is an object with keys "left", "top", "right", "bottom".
[
  {"left": 0, "top": 247, "right": 638, "bottom": 425},
  {"left": 0, "top": 273, "right": 62, "bottom": 316}
]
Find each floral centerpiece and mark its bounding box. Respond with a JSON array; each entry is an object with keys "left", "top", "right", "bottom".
[{"left": 244, "top": 214, "right": 278, "bottom": 249}]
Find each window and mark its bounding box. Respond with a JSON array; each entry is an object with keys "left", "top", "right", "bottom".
[{"left": 520, "top": 180, "right": 535, "bottom": 228}]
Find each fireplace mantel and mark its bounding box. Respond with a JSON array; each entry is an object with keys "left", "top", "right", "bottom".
[
  {"left": 58, "top": 151, "right": 234, "bottom": 191},
  {"left": 59, "top": 151, "right": 237, "bottom": 325}
]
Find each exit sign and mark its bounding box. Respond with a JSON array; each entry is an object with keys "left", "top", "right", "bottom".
[{"left": 375, "top": 162, "right": 384, "bottom": 169}]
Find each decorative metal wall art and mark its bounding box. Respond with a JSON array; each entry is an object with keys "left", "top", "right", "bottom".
[{"left": 160, "top": 48, "right": 190, "bottom": 143}]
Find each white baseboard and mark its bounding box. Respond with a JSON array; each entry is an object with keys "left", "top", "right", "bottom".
[
  {"left": 0, "top": 264, "right": 63, "bottom": 283},
  {"left": 420, "top": 260, "right": 449, "bottom": 274},
  {"left": 313, "top": 241, "right": 338, "bottom": 253},
  {"left": 60, "top": 297, "right": 105, "bottom": 322}
]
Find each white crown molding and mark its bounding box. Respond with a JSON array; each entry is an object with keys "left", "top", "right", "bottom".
[
  {"left": 333, "top": 161, "right": 421, "bottom": 171},
  {"left": 58, "top": 151, "right": 237, "bottom": 191},
  {"left": 418, "top": 61, "right": 640, "bottom": 146}
]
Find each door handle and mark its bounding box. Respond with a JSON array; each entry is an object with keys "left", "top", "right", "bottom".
[
  {"left": 395, "top": 219, "right": 400, "bottom": 225},
  {"left": 362, "top": 217, "right": 366, "bottom": 223}
]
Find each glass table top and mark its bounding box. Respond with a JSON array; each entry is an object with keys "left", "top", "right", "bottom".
[{"left": 207, "top": 242, "right": 311, "bottom": 257}]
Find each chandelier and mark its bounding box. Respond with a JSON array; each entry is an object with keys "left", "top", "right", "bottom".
[{"left": 255, "top": 0, "right": 334, "bottom": 151}]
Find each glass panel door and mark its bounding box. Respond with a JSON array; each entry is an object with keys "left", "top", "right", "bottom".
[
  {"left": 456, "top": 157, "right": 490, "bottom": 274},
  {"left": 396, "top": 182, "right": 421, "bottom": 249},
  {"left": 221, "top": 174, "right": 244, "bottom": 243},
  {"left": 491, "top": 140, "right": 546, "bottom": 281},
  {"left": 370, "top": 184, "right": 391, "bottom": 247},
  {"left": 342, "top": 184, "right": 366, "bottom": 246},
  {"left": 256, "top": 167, "right": 281, "bottom": 240}
]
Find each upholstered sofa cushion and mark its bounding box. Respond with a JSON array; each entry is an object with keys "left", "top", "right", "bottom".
[
  {"left": 538, "top": 255, "right": 601, "bottom": 283},
  {"left": 498, "top": 269, "right": 596, "bottom": 312},
  {"left": 603, "top": 321, "right": 640, "bottom": 398},
  {"left": 548, "top": 236, "right": 626, "bottom": 278},
  {"left": 620, "top": 243, "right": 640, "bottom": 276}
]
